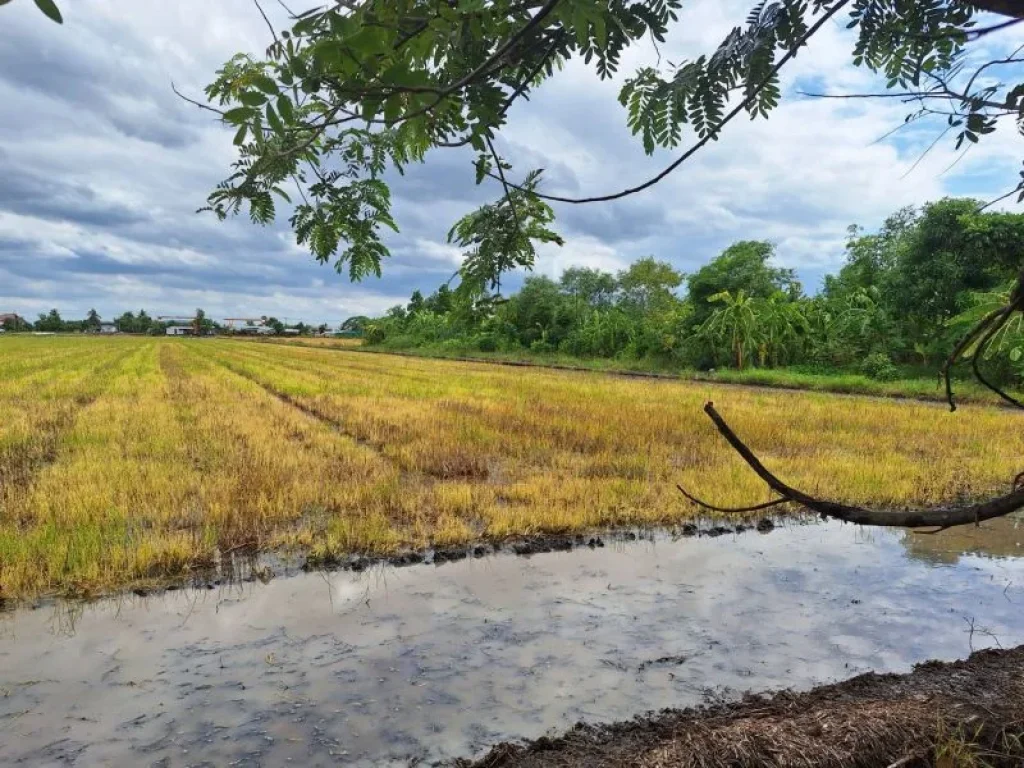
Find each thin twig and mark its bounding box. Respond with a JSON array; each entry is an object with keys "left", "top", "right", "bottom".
[
  {"left": 171, "top": 82, "right": 226, "bottom": 116},
  {"left": 253, "top": 0, "right": 279, "bottom": 46},
  {"left": 676, "top": 484, "right": 788, "bottom": 513},
  {"left": 941, "top": 305, "right": 1003, "bottom": 411}
]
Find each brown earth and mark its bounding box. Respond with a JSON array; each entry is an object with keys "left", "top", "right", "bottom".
[{"left": 460, "top": 646, "right": 1024, "bottom": 768}]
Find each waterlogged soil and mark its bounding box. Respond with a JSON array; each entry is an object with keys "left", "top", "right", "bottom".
[{"left": 2, "top": 518, "right": 1024, "bottom": 767}]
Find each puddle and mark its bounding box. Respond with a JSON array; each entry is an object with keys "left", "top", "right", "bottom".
[{"left": 3, "top": 518, "right": 1024, "bottom": 766}]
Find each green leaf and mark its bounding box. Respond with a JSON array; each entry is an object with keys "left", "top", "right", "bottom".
[
  {"left": 312, "top": 41, "right": 344, "bottom": 70},
  {"left": 265, "top": 103, "right": 285, "bottom": 134},
  {"left": 361, "top": 98, "right": 382, "bottom": 122},
  {"left": 383, "top": 94, "right": 403, "bottom": 124},
  {"left": 223, "top": 107, "right": 256, "bottom": 124},
  {"left": 252, "top": 74, "right": 279, "bottom": 95},
  {"left": 277, "top": 94, "right": 295, "bottom": 122},
  {"left": 592, "top": 13, "right": 607, "bottom": 49},
  {"left": 33, "top": 0, "right": 62, "bottom": 23},
  {"left": 232, "top": 124, "right": 248, "bottom": 145},
  {"left": 1011, "top": 347, "right": 1022, "bottom": 363},
  {"left": 238, "top": 91, "right": 267, "bottom": 107},
  {"left": 573, "top": 5, "right": 590, "bottom": 50}
]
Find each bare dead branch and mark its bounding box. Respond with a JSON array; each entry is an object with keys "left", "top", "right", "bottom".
[
  {"left": 972, "top": 305, "right": 1024, "bottom": 409},
  {"left": 690, "top": 401, "right": 1024, "bottom": 530},
  {"left": 676, "top": 484, "right": 789, "bottom": 514},
  {"left": 941, "top": 305, "right": 1004, "bottom": 411},
  {"left": 171, "top": 82, "right": 226, "bottom": 116},
  {"left": 943, "top": 269, "right": 1024, "bottom": 411}
]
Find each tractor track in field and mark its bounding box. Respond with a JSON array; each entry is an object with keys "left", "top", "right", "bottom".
[{"left": 204, "top": 353, "right": 406, "bottom": 472}]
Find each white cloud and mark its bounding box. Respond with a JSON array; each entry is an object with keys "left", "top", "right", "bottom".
[{"left": 536, "top": 236, "right": 629, "bottom": 278}]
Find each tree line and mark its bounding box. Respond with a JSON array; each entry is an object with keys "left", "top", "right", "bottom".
[
  {"left": 1, "top": 309, "right": 333, "bottom": 336},
  {"left": 361, "top": 198, "right": 1024, "bottom": 384}
]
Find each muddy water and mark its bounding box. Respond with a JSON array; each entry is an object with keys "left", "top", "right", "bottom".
[{"left": 3, "top": 519, "right": 1024, "bottom": 767}]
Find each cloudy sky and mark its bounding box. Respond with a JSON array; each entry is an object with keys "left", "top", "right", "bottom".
[{"left": 0, "top": 1, "right": 1021, "bottom": 325}]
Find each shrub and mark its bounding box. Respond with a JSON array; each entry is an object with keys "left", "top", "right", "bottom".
[
  {"left": 859, "top": 352, "right": 898, "bottom": 381},
  {"left": 476, "top": 334, "right": 499, "bottom": 352}
]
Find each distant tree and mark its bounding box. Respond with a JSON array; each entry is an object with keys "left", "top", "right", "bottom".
[
  {"left": 195, "top": 308, "right": 217, "bottom": 335},
  {"left": 560, "top": 267, "right": 617, "bottom": 320},
  {"left": 697, "top": 291, "right": 760, "bottom": 369},
  {"left": 265, "top": 316, "right": 286, "bottom": 334},
  {"left": 136, "top": 309, "right": 153, "bottom": 334},
  {"left": 424, "top": 285, "right": 454, "bottom": 315},
  {"left": 115, "top": 311, "right": 136, "bottom": 333},
  {"left": 385, "top": 305, "right": 408, "bottom": 323},
  {"left": 35, "top": 308, "right": 64, "bottom": 333},
  {"left": 503, "top": 275, "right": 571, "bottom": 349},
  {"left": 616, "top": 257, "right": 683, "bottom": 317},
  {"left": 340, "top": 316, "right": 370, "bottom": 334},
  {"left": 2, "top": 315, "right": 29, "bottom": 332},
  {"left": 317, "top": 323, "right": 329, "bottom": 335},
  {"left": 407, "top": 290, "right": 426, "bottom": 315},
  {"left": 84, "top": 308, "right": 101, "bottom": 331},
  {"left": 688, "top": 242, "right": 800, "bottom": 326},
  {"left": 295, "top": 322, "right": 310, "bottom": 335},
  {"left": 823, "top": 209, "right": 917, "bottom": 302},
  {"left": 885, "top": 199, "right": 1024, "bottom": 341}
]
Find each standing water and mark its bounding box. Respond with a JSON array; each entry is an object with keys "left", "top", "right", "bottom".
[{"left": 3, "top": 518, "right": 1024, "bottom": 766}]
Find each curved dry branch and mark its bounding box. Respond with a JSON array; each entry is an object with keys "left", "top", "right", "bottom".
[
  {"left": 941, "top": 305, "right": 1004, "bottom": 411},
  {"left": 687, "top": 401, "right": 1024, "bottom": 531},
  {"left": 971, "top": 306, "right": 1024, "bottom": 409},
  {"left": 943, "top": 269, "right": 1024, "bottom": 412},
  {"left": 675, "top": 484, "right": 789, "bottom": 514}
]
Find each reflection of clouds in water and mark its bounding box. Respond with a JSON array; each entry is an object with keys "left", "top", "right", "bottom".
[{"left": 2, "top": 521, "right": 1024, "bottom": 766}]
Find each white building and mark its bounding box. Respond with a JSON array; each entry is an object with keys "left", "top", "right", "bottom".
[
  {"left": 99, "top": 322, "right": 118, "bottom": 334},
  {"left": 166, "top": 326, "right": 193, "bottom": 336}
]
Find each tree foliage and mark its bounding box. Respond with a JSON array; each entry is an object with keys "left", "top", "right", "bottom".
[
  {"left": 167, "top": 0, "right": 1024, "bottom": 294},
  {"left": 366, "top": 199, "right": 1024, "bottom": 386}
]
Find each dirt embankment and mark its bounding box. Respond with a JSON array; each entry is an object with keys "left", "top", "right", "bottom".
[{"left": 460, "top": 646, "right": 1024, "bottom": 768}]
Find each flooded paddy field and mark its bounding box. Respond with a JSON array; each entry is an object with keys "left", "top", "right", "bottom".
[{"left": 3, "top": 517, "right": 1024, "bottom": 767}]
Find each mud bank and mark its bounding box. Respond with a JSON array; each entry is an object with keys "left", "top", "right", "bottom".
[
  {"left": 2, "top": 517, "right": 1024, "bottom": 766},
  {"left": 303, "top": 518, "right": 777, "bottom": 574},
  {"left": 462, "top": 646, "right": 1024, "bottom": 768}
]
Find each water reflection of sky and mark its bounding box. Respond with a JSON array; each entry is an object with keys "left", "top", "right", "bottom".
[{"left": 2, "top": 520, "right": 1024, "bottom": 766}]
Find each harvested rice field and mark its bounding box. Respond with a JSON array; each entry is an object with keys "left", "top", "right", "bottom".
[{"left": 2, "top": 335, "right": 1023, "bottom": 600}]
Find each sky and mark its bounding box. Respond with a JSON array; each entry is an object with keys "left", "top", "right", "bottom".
[{"left": 0, "top": 1, "right": 1021, "bottom": 325}]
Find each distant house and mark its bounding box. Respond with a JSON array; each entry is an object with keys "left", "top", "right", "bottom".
[
  {"left": 99, "top": 322, "right": 118, "bottom": 334},
  {"left": 283, "top": 328, "right": 301, "bottom": 335},
  {"left": 234, "top": 325, "right": 274, "bottom": 335},
  {"left": 0, "top": 312, "right": 24, "bottom": 328},
  {"left": 166, "top": 326, "right": 193, "bottom": 336}
]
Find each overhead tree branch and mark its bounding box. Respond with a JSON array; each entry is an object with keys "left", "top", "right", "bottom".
[{"left": 488, "top": 0, "right": 852, "bottom": 205}]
